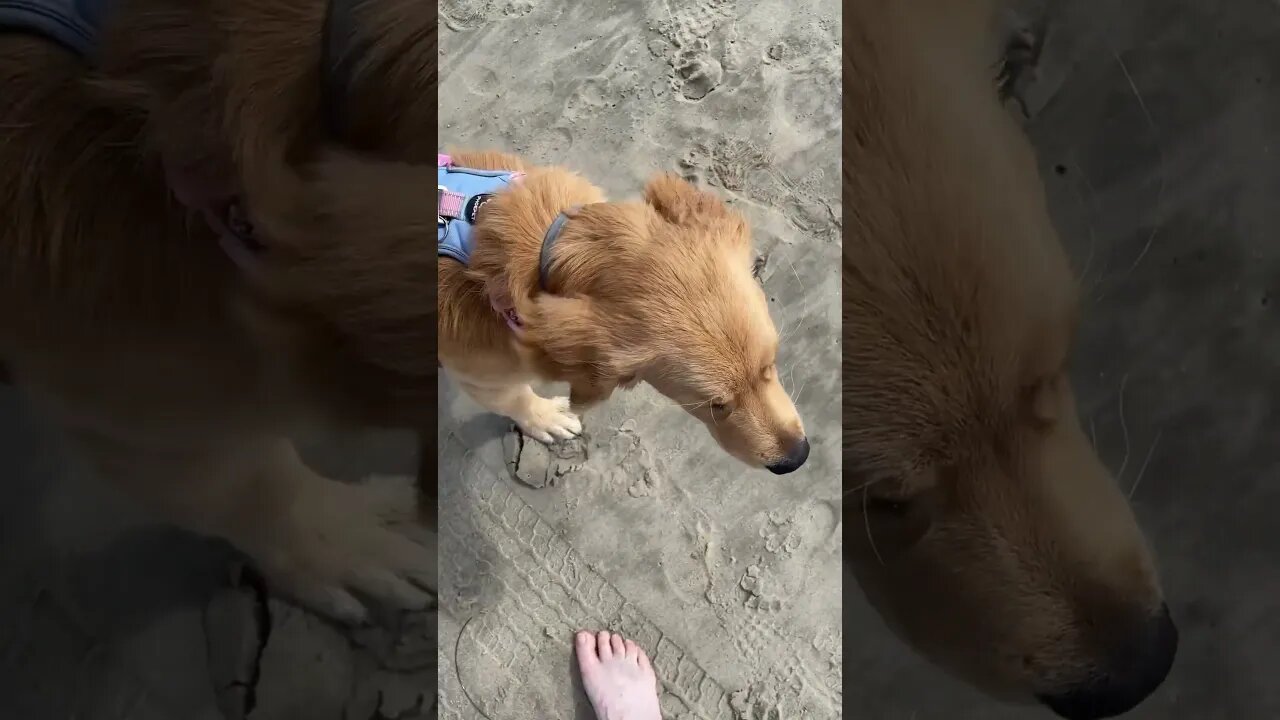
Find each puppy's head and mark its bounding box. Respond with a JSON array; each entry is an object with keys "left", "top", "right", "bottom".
[
  {"left": 847, "top": 366, "right": 1175, "bottom": 720},
  {"left": 842, "top": 6, "right": 1177, "bottom": 707},
  {"left": 845, "top": 164, "right": 1175, "bottom": 720},
  {"left": 526, "top": 174, "right": 808, "bottom": 473}
]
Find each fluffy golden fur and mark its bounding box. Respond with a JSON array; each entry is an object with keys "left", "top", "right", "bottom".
[
  {"left": 439, "top": 150, "right": 809, "bottom": 474},
  {"left": 844, "top": 1, "right": 1175, "bottom": 717},
  {"left": 0, "top": 0, "right": 438, "bottom": 622}
]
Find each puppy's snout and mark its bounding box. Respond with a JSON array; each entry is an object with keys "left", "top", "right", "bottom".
[
  {"left": 766, "top": 436, "right": 810, "bottom": 475},
  {"left": 1038, "top": 604, "right": 1178, "bottom": 720}
]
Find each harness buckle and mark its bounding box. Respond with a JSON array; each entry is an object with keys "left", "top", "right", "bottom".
[{"left": 437, "top": 184, "right": 447, "bottom": 226}]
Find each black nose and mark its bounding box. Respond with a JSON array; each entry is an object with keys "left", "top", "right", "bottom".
[
  {"left": 1039, "top": 604, "right": 1178, "bottom": 720},
  {"left": 766, "top": 436, "right": 810, "bottom": 474}
]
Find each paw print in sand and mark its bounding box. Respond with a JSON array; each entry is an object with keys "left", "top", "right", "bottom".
[{"left": 503, "top": 427, "right": 590, "bottom": 489}]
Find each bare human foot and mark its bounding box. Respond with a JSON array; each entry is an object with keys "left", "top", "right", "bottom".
[{"left": 576, "top": 630, "right": 662, "bottom": 720}]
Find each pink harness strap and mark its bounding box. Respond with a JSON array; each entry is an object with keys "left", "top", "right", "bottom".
[
  {"left": 438, "top": 189, "right": 466, "bottom": 219},
  {"left": 436, "top": 154, "right": 468, "bottom": 219}
]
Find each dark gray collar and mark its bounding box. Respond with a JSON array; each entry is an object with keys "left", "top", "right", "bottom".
[{"left": 538, "top": 206, "right": 579, "bottom": 292}]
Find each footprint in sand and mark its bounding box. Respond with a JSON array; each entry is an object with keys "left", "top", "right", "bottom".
[
  {"left": 649, "top": 0, "right": 734, "bottom": 100},
  {"left": 740, "top": 501, "right": 839, "bottom": 610},
  {"left": 598, "top": 421, "right": 666, "bottom": 499},
  {"left": 453, "top": 606, "right": 552, "bottom": 717},
  {"left": 673, "top": 44, "right": 724, "bottom": 100},
  {"left": 564, "top": 78, "right": 612, "bottom": 122},
  {"left": 440, "top": 0, "right": 538, "bottom": 30},
  {"left": 680, "top": 137, "right": 770, "bottom": 193},
  {"left": 503, "top": 428, "right": 589, "bottom": 489},
  {"left": 660, "top": 513, "right": 721, "bottom": 605},
  {"left": 730, "top": 681, "right": 791, "bottom": 720},
  {"left": 681, "top": 136, "right": 839, "bottom": 239}
]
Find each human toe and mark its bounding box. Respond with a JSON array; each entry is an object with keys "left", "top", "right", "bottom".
[
  {"left": 576, "top": 630, "right": 600, "bottom": 671},
  {"left": 597, "top": 630, "right": 614, "bottom": 660},
  {"left": 636, "top": 643, "right": 653, "bottom": 673}
]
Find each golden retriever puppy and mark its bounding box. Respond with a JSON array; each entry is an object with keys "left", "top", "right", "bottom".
[
  {"left": 438, "top": 150, "right": 810, "bottom": 474},
  {"left": 844, "top": 2, "right": 1175, "bottom": 719},
  {"left": 0, "top": 0, "right": 439, "bottom": 622}
]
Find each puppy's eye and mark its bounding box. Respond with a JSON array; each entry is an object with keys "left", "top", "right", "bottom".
[
  {"left": 710, "top": 399, "right": 732, "bottom": 415},
  {"left": 865, "top": 495, "right": 913, "bottom": 517},
  {"left": 861, "top": 489, "right": 931, "bottom": 552}
]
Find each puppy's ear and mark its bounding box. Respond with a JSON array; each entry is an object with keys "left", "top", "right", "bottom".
[
  {"left": 644, "top": 173, "right": 729, "bottom": 226},
  {"left": 154, "top": 115, "right": 244, "bottom": 242}
]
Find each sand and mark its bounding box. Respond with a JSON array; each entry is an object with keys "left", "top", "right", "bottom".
[{"left": 437, "top": 0, "right": 843, "bottom": 717}]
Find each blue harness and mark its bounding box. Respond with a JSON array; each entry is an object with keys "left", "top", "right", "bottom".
[
  {"left": 437, "top": 155, "right": 580, "bottom": 290},
  {"left": 0, "top": 0, "right": 106, "bottom": 58},
  {"left": 437, "top": 158, "right": 523, "bottom": 267}
]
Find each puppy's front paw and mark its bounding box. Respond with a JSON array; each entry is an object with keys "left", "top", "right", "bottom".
[
  {"left": 255, "top": 475, "right": 437, "bottom": 624},
  {"left": 515, "top": 395, "right": 583, "bottom": 444}
]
